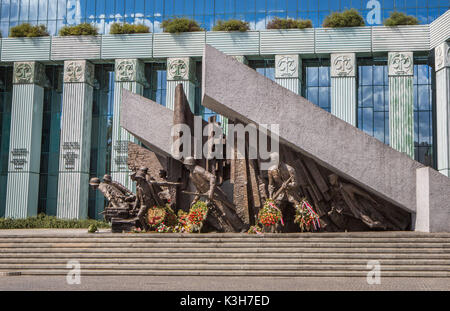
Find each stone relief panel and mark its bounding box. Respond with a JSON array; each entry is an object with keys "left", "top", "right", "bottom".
[
  {"left": 115, "top": 59, "right": 146, "bottom": 84},
  {"left": 64, "top": 60, "right": 95, "bottom": 85},
  {"left": 275, "top": 55, "right": 299, "bottom": 78},
  {"left": 435, "top": 42, "right": 450, "bottom": 72},
  {"left": 388, "top": 52, "right": 414, "bottom": 76},
  {"left": 13, "top": 62, "right": 47, "bottom": 86},
  {"left": 167, "top": 58, "right": 193, "bottom": 81},
  {"left": 331, "top": 53, "right": 356, "bottom": 77}
]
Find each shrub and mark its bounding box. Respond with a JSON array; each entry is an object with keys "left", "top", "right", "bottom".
[
  {"left": 161, "top": 18, "right": 204, "bottom": 33},
  {"left": 0, "top": 214, "right": 110, "bottom": 229},
  {"left": 266, "top": 17, "right": 313, "bottom": 30},
  {"left": 384, "top": 12, "right": 419, "bottom": 26},
  {"left": 212, "top": 19, "right": 250, "bottom": 32},
  {"left": 59, "top": 23, "right": 98, "bottom": 36},
  {"left": 323, "top": 9, "right": 365, "bottom": 28},
  {"left": 9, "top": 23, "right": 49, "bottom": 37},
  {"left": 110, "top": 23, "right": 150, "bottom": 34}
]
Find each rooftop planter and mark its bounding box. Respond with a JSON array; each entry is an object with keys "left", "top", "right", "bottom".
[
  {"left": 161, "top": 18, "right": 204, "bottom": 33},
  {"left": 212, "top": 20, "right": 250, "bottom": 32},
  {"left": 103, "top": 22, "right": 152, "bottom": 59},
  {"left": 153, "top": 31, "right": 205, "bottom": 57},
  {"left": 322, "top": 9, "right": 365, "bottom": 28},
  {"left": 266, "top": 17, "right": 313, "bottom": 30},
  {"left": 372, "top": 25, "right": 430, "bottom": 52},
  {"left": 260, "top": 28, "right": 314, "bottom": 55},
  {"left": 52, "top": 23, "right": 101, "bottom": 60},
  {"left": 315, "top": 27, "right": 371, "bottom": 53},
  {"left": 384, "top": 12, "right": 419, "bottom": 26},
  {"left": 206, "top": 31, "right": 260, "bottom": 56},
  {"left": 1, "top": 23, "right": 51, "bottom": 61}
]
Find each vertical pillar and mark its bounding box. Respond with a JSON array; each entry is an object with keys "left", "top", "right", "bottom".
[
  {"left": 388, "top": 52, "right": 414, "bottom": 158},
  {"left": 275, "top": 54, "right": 302, "bottom": 95},
  {"left": 435, "top": 42, "right": 450, "bottom": 176},
  {"left": 111, "top": 59, "right": 146, "bottom": 191},
  {"left": 5, "top": 62, "right": 46, "bottom": 218},
  {"left": 56, "top": 60, "right": 95, "bottom": 219},
  {"left": 166, "top": 58, "right": 196, "bottom": 111},
  {"left": 330, "top": 53, "right": 357, "bottom": 126}
]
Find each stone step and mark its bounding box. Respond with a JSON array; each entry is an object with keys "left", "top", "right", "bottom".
[
  {"left": 1, "top": 247, "right": 449, "bottom": 254},
  {"left": 0, "top": 258, "right": 448, "bottom": 266},
  {"left": 2, "top": 232, "right": 450, "bottom": 238},
  {"left": 1, "top": 242, "right": 449, "bottom": 249},
  {"left": 2, "top": 237, "right": 450, "bottom": 244},
  {"left": 7, "top": 269, "right": 450, "bottom": 277},
  {"left": 1, "top": 263, "right": 449, "bottom": 272}
]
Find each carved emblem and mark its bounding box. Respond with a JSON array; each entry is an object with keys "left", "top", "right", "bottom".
[
  {"left": 14, "top": 63, "right": 33, "bottom": 84},
  {"left": 64, "top": 60, "right": 94, "bottom": 85},
  {"left": 64, "top": 62, "right": 84, "bottom": 82},
  {"left": 115, "top": 59, "right": 146, "bottom": 84},
  {"left": 435, "top": 43, "right": 450, "bottom": 72},
  {"left": 331, "top": 54, "right": 355, "bottom": 77},
  {"left": 275, "top": 56, "right": 298, "bottom": 78},
  {"left": 167, "top": 58, "right": 189, "bottom": 80},
  {"left": 389, "top": 52, "right": 413, "bottom": 76}
]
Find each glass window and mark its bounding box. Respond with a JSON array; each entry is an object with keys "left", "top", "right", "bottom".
[
  {"left": 357, "top": 59, "right": 389, "bottom": 144},
  {"left": 304, "top": 60, "right": 331, "bottom": 112}
]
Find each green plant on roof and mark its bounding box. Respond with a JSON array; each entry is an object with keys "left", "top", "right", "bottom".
[
  {"left": 59, "top": 23, "right": 99, "bottom": 36},
  {"left": 110, "top": 22, "right": 150, "bottom": 34},
  {"left": 383, "top": 11, "right": 419, "bottom": 26},
  {"left": 10, "top": 23, "right": 49, "bottom": 37},
  {"left": 212, "top": 19, "right": 250, "bottom": 32},
  {"left": 266, "top": 17, "right": 313, "bottom": 30},
  {"left": 161, "top": 18, "right": 204, "bottom": 33},
  {"left": 322, "top": 9, "right": 365, "bottom": 28}
]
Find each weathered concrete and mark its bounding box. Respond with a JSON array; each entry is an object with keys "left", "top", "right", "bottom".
[
  {"left": 120, "top": 89, "right": 173, "bottom": 157},
  {"left": 201, "top": 45, "right": 431, "bottom": 219}
]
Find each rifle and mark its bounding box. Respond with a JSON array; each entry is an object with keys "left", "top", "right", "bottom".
[
  {"left": 150, "top": 181, "right": 182, "bottom": 187},
  {"left": 271, "top": 175, "right": 293, "bottom": 201}
]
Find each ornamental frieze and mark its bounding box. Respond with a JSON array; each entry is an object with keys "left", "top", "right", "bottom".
[
  {"left": 167, "top": 58, "right": 193, "bottom": 81},
  {"left": 13, "top": 62, "right": 47, "bottom": 86},
  {"left": 388, "top": 52, "right": 414, "bottom": 76},
  {"left": 115, "top": 59, "right": 146, "bottom": 84},
  {"left": 435, "top": 42, "right": 450, "bottom": 72},
  {"left": 64, "top": 60, "right": 94, "bottom": 85},
  {"left": 275, "top": 55, "right": 299, "bottom": 78},
  {"left": 331, "top": 53, "right": 356, "bottom": 77}
]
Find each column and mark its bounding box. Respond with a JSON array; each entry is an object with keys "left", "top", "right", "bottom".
[
  {"left": 5, "top": 62, "right": 46, "bottom": 218},
  {"left": 56, "top": 60, "right": 95, "bottom": 219},
  {"left": 435, "top": 42, "right": 450, "bottom": 176},
  {"left": 330, "top": 53, "right": 357, "bottom": 126},
  {"left": 166, "top": 58, "right": 196, "bottom": 111},
  {"left": 275, "top": 54, "right": 302, "bottom": 95},
  {"left": 111, "top": 59, "right": 146, "bottom": 191},
  {"left": 388, "top": 52, "right": 414, "bottom": 158}
]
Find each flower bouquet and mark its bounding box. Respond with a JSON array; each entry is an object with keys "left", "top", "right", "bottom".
[
  {"left": 187, "top": 201, "right": 209, "bottom": 233},
  {"left": 258, "top": 199, "right": 284, "bottom": 229},
  {"left": 294, "top": 198, "right": 321, "bottom": 232},
  {"left": 247, "top": 225, "right": 263, "bottom": 235}
]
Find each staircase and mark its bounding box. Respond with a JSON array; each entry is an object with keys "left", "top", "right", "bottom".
[{"left": 0, "top": 231, "right": 449, "bottom": 277}]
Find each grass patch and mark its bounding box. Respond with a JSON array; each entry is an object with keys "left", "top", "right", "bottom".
[
  {"left": 109, "top": 23, "right": 150, "bottom": 34},
  {"left": 266, "top": 17, "right": 313, "bottom": 30},
  {"left": 161, "top": 18, "right": 204, "bottom": 33},
  {"left": 384, "top": 12, "right": 419, "bottom": 26},
  {"left": 323, "top": 9, "right": 365, "bottom": 28},
  {"left": 9, "top": 23, "right": 49, "bottom": 37},
  {"left": 59, "top": 23, "right": 98, "bottom": 36},
  {"left": 212, "top": 19, "right": 250, "bottom": 32},
  {"left": 0, "top": 214, "right": 110, "bottom": 229}
]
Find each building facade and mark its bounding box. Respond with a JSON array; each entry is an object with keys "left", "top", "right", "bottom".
[{"left": 0, "top": 1, "right": 449, "bottom": 219}]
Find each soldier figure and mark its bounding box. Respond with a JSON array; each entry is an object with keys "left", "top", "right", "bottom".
[
  {"left": 89, "top": 177, "right": 129, "bottom": 209},
  {"left": 103, "top": 174, "right": 135, "bottom": 202},
  {"left": 267, "top": 152, "right": 301, "bottom": 205},
  {"left": 132, "top": 167, "right": 162, "bottom": 230}
]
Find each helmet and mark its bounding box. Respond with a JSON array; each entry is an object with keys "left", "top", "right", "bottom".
[
  {"left": 135, "top": 167, "right": 148, "bottom": 180},
  {"left": 89, "top": 177, "right": 101, "bottom": 185},
  {"left": 103, "top": 174, "right": 112, "bottom": 182},
  {"left": 183, "top": 156, "right": 196, "bottom": 166}
]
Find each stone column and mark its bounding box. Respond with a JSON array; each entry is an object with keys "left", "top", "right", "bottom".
[
  {"left": 56, "top": 60, "right": 94, "bottom": 219},
  {"left": 331, "top": 53, "right": 357, "bottom": 126},
  {"left": 5, "top": 62, "right": 46, "bottom": 218},
  {"left": 435, "top": 42, "right": 450, "bottom": 176},
  {"left": 111, "top": 59, "right": 146, "bottom": 191},
  {"left": 388, "top": 52, "right": 414, "bottom": 158},
  {"left": 275, "top": 54, "right": 302, "bottom": 95},
  {"left": 166, "top": 58, "right": 196, "bottom": 111}
]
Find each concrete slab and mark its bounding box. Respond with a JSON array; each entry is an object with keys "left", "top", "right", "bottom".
[
  {"left": 201, "top": 44, "right": 424, "bottom": 214},
  {"left": 120, "top": 89, "right": 173, "bottom": 157}
]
